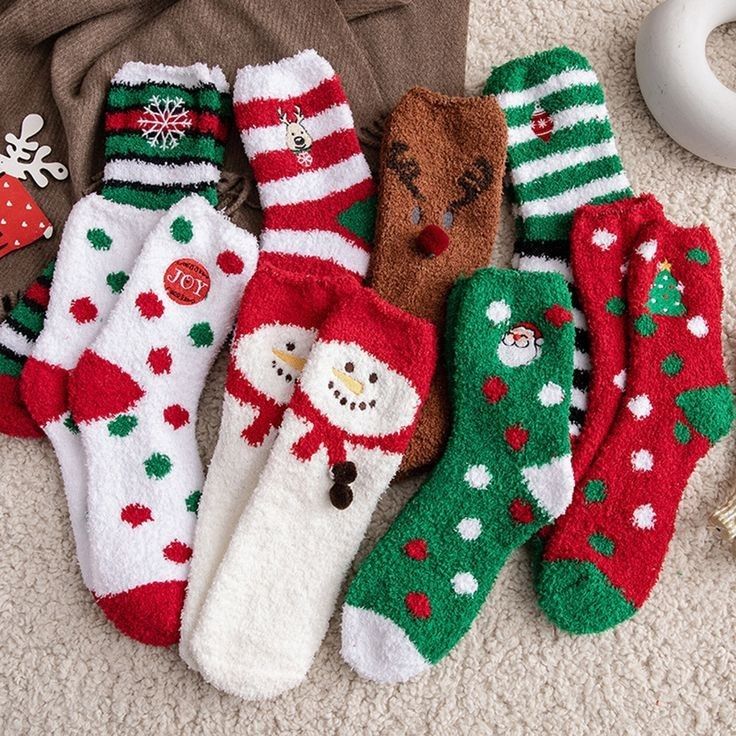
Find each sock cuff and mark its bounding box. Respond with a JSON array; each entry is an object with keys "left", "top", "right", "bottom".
[{"left": 101, "top": 62, "right": 231, "bottom": 210}]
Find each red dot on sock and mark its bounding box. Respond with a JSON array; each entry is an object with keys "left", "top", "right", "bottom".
[
  {"left": 504, "top": 424, "right": 529, "bottom": 451},
  {"left": 147, "top": 347, "right": 172, "bottom": 375},
  {"left": 69, "top": 297, "right": 98, "bottom": 324},
  {"left": 403, "top": 538, "right": 428, "bottom": 561},
  {"left": 482, "top": 376, "right": 508, "bottom": 404},
  {"left": 136, "top": 291, "right": 165, "bottom": 319},
  {"left": 544, "top": 304, "right": 573, "bottom": 327},
  {"left": 217, "top": 250, "right": 245, "bottom": 275},
  {"left": 163, "top": 404, "right": 190, "bottom": 429},
  {"left": 120, "top": 503, "right": 153, "bottom": 528},
  {"left": 509, "top": 498, "right": 535, "bottom": 524},
  {"left": 163, "top": 540, "right": 193, "bottom": 564},
  {"left": 405, "top": 591, "right": 432, "bottom": 619}
]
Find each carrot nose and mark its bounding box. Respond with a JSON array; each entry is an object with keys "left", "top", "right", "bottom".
[{"left": 416, "top": 224, "right": 450, "bottom": 257}]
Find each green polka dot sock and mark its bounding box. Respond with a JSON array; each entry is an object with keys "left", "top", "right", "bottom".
[
  {"left": 68, "top": 197, "right": 258, "bottom": 646},
  {"left": 20, "top": 62, "right": 229, "bottom": 591},
  {"left": 341, "top": 268, "right": 575, "bottom": 683},
  {"left": 536, "top": 219, "right": 734, "bottom": 635}
]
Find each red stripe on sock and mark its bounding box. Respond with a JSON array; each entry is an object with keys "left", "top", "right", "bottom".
[
  {"left": 24, "top": 282, "right": 50, "bottom": 309},
  {"left": 105, "top": 110, "right": 228, "bottom": 142},
  {"left": 234, "top": 76, "right": 347, "bottom": 130}
]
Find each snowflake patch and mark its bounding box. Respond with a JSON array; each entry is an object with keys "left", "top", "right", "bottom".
[{"left": 138, "top": 96, "right": 192, "bottom": 150}]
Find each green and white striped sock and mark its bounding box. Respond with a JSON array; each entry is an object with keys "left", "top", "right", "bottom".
[{"left": 484, "top": 47, "right": 632, "bottom": 436}]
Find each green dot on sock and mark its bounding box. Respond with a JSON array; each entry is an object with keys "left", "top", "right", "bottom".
[
  {"left": 605, "top": 297, "right": 626, "bottom": 316},
  {"left": 634, "top": 314, "right": 657, "bottom": 337},
  {"left": 144, "top": 452, "right": 172, "bottom": 479},
  {"left": 87, "top": 228, "right": 112, "bottom": 251},
  {"left": 686, "top": 247, "right": 710, "bottom": 265},
  {"left": 588, "top": 532, "right": 615, "bottom": 557},
  {"left": 106, "top": 271, "right": 129, "bottom": 294},
  {"left": 186, "top": 490, "right": 202, "bottom": 514},
  {"left": 674, "top": 421, "right": 691, "bottom": 445},
  {"left": 170, "top": 216, "right": 193, "bottom": 243},
  {"left": 63, "top": 415, "right": 80, "bottom": 434},
  {"left": 189, "top": 322, "right": 213, "bottom": 348},
  {"left": 108, "top": 414, "right": 138, "bottom": 437},
  {"left": 584, "top": 479, "right": 607, "bottom": 503},
  {"left": 661, "top": 353, "right": 684, "bottom": 376}
]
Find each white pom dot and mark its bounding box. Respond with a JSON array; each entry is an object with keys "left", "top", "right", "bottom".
[
  {"left": 632, "top": 503, "right": 656, "bottom": 530},
  {"left": 592, "top": 228, "right": 616, "bottom": 250},
  {"left": 636, "top": 239, "right": 658, "bottom": 262},
  {"left": 538, "top": 381, "right": 564, "bottom": 407},
  {"left": 451, "top": 572, "right": 478, "bottom": 596},
  {"left": 464, "top": 464, "right": 491, "bottom": 490},
  {"left": 631, "top": 449, "right": 654, "bottom": 472},
  {"left": 486, "top": 300, "right": 511, "bottom": 325},
  {"left": 627, "top": 394, "right": 652, "bottom": 420},
  {"left": 456, "top": 518, "right": 482, "bottom": 541},
  {"left": 613, "top": 369, "right": 627, "bottom": 391},
  {"left": 687, "top": 315, "right": 709, "bottom": 338}
]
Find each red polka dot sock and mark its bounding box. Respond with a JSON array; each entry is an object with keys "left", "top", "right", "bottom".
[
  {"left": 340, "top": 268, "right": 575, "bottom": 683},
  {"left": 536, "top": 219, "right": 734, "bottom": 634},
  {"left": 68, "top": 196, "right": 257, "bottom": 646},
  {"left": 178, "top": 48, "right": 375, "bottom": 668},
  {"left": 189, "top": 287, "right": 435, "bottom": 699},
  {"left": 20, "top": 62, "right": 230, "bottom": 591}
]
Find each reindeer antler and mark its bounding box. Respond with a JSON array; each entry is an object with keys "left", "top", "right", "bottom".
[
  {"left": 293, "top": 105, "right": 304, "bottom": 123},
  {"left": 448, "top": 157, "right": 493, "bottom": 213},
  {"left": 386, "top": 141, "right": 424, "bottom": 201},
  {"left": 277, "top": 108, "right": 289, "bottom": 125}
]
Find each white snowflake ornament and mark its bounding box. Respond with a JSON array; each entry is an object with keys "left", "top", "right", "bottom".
[{"left": 138, "top": 96, "right": 192, "bottom": 150}]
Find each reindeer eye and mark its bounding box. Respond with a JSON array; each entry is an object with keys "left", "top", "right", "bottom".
[
  {"left": 411, "top": 206, "right": 422, "bottom": 226},
  {"left": 442, "top": 210, "right": 454, "bottom": 229}
]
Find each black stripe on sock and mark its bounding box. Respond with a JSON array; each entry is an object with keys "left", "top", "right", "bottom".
[
  {"left": 573, "top": 369, "right": 590, "bottom": 390},
  {"left": 20, "top": 296, "right": 45, "bottom": 314},
  {"left": 569, "top": 406, "right": 586, "bottom": 427},
  {"left": 575, "top": 329, "right": 590, "bottom": 353},
  {"left": 515, "top": 239, "right": 570, "bottom": 261},
  {"left": 0, "top": 342, "right": 25, "bottom": 364},
  {"left": 101, "top": 179, "right": 217, "bottom": 194},
  {"left": 105, "top": 151, "right": 224, "bottom": 166},
  {"left": 5, "top": 315, "right": 37, "bottom": 342}
]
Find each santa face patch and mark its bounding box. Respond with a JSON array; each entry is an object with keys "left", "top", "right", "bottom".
[
  {"left": 300, "top": 340, "right": 420, "bottom": 437},
  {"left": 233, "top": 323, "right": 316, "bottom": 403},
  {"left": 497, "top": 322, "right": 544, "bottom": 368}
]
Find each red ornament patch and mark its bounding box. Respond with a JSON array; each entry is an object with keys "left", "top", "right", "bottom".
[
  {"left": 544, "top": 304, "right": 573, "bottom": 328},
  {"left": 120, "top": 503, "right": 153, "bottom": 528},
  {"left": 504, "top": 424, "right": 529, "bottom": 451},
  {"left": 163, "top": 540, "right": 193, "bottom": 564},
  {"left": 483, "top": 376, "right": 509, "bottom": 404},
  {"left": 163, "top": 258, "right": 210, "bottom": 305},
  {"left": 217, "top": 250, "right": 245, "bottom": 275},
  {"left": 163, "top": 404, "right": 190, "bottom": 429},
  {"left": 136, "top": 291, "right": 165, "bottom": 319},
  {"left": 509, "top": 498, "right": 535, "bottom": 524},
  {"left": 69, "top": 297, "right": 98, "bottom": 324},
  {"left": 147, "top": 347, "right": 172, "bottom": 375},
  {"left": 403, "top": 538, "right": 429, "bottom": 561},
  {"left": 531, "top": 104, "right": 554, "bottom": 142},
  {"left": 405, "top": 591, "right": 432, "bottom": 619}
]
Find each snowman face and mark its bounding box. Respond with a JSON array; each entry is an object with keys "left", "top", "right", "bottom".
[
  {"left": 300, "top": 340, "right": 420, "bottom": 437},
  {"left": 233, "top": 323, "right": 316, "bottom": 404},
  {"left": 497, "top": 323, "right": 543, "bottom": 368}
]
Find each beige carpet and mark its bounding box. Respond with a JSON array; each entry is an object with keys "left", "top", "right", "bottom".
[{"left": 2, "top": 1, "right": 735, "bottom": 733}]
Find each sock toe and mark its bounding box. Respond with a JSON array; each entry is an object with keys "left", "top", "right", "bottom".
[
  {"left": 536, "top": 559, "right": 637, "bottom": 635},
  {"left": 0, "top": 375, "right": 43, "bottom": 438},
  {"left": 341, "top": 604, "right": 430, "bottom": 683},
  {"left": 96, "top": 580, "right": 186, "bottom": 646}
]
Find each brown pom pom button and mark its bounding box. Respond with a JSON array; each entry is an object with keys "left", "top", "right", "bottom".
[
  {"left": 329, "top": 461, "right": 357, "bottom": 509},
  {"left": 416, "top": 224, "right": 450, "bottom": 257}
]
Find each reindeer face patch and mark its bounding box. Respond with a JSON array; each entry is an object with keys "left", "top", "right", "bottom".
[
  {"left": 233, "top": 323, "right": 316, "bottom": 402},
  {"left": 278, "top": 106, "right": 313, "bottom": 167}
]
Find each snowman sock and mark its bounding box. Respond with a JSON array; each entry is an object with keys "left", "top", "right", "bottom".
[
  {"left": 178, "top": 49, "right": 375, "bottom": 667},
  {"left": 20, "top": 62, "right": 229, "bottom": 590},
  {"left": 0, "top": 260, "right": 54, "bottom": 438},
  {"left": 369, "top": 87, "right": 507, "bottom": 474},
  {"left": 536, "top": 220, "right": 733, "bottom": 635},
  {"left": 190, "top": 288, "right": 436, "bottom": 699},
  {"left": 68, "top": 196, "right": 257, "bottom": 646},
  {"left": 484, "top": 47, "right": 632, "bottom": 438},
  {"left": 341, "top": 268, "right": 575, "bottom": 683}
]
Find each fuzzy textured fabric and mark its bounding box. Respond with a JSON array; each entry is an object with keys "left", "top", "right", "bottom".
[
  {"left": 19, "top": 62, "right": 230, "bottom": 591},
  {"left": 484, "top": 47, "right": 633, "bottom": 439},
  {"left": 190, "top": 287, "right": 436, "bottom": 699},
  {"left": 68, "top": 196, "right": 257, "bottom": 646},
  {"left": 536, "top": 219, "right": 734, "bottom": 634},
  {"left": 341, "top": 268, "right": 574, "bottom": 682},
  {"left": 179, "top": 49, "right": 373, "bottom": 669},
  {"left": 368, "top": 87, "right": 507, "bottom": 475},
  {"left": 0, "top": 259, "right": 53, "bottom": 438}
]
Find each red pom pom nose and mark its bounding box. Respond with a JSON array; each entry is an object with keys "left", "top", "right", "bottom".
[{"left": 416, "top": 224, "right": 450, "bottom": 257}]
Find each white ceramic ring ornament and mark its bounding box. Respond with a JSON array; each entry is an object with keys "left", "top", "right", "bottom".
[{"left": 636, "top": 0, "right": 736, "bottom": 168}]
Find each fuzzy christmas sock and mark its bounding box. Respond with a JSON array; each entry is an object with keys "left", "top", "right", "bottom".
[
  {"left": 0, "top": 260, "right": 54, "bottom": 438},
  {"left": 178, "top": 49, "right": 374, "bottom": 667},
  {"left": 368, "top": 87, "right": 507, "bottom": 474},
  {"left": 568, "top": 194, "right": 664, "bottom": 479},
  {"left": 484, "top": 47, "right": 633, "bottom": 438},
  {"left": 20, "top": 62, "right": 229, "bottom": 590},
  {"left": 190, "top": 288, "right": 436, "bottom": 698},
  {"left": 536, "top": 220, "right": 734, "bottom": 635},
  {"left": 68, "top": 196, "right": 257, "bottom": 646},
  {"left": 341, "top": 268, "right": 575, "bottom": 683}
]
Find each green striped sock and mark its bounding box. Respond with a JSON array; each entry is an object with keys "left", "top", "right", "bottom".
[{"left": 100, "top": 62, "right": 231, "bottom": 209}]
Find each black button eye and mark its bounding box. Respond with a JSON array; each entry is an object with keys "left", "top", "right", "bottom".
[
  {"left": 369, "top": 372, "right": 378, "bottom": 383},
  {"left": 345, "top": 362, "right": 354, "bottom": 373},
  {"left": 286, "top": 342, "right": 295, "bottom": 351}
]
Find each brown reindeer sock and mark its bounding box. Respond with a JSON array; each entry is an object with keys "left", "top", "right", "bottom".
[{"left": 369, "top": 87, "right": 507, "bottom": 474}]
